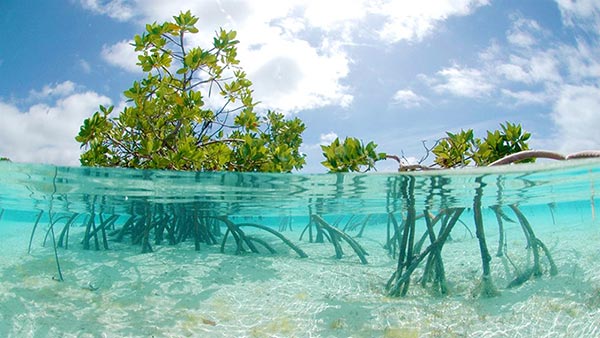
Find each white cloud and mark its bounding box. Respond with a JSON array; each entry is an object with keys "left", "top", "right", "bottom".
[
  {"left": 551, "top": 85, "right": 600, "bottom": 152},
  {"left": 79, "top": 59, "right": 92, "bottom": 74},
  {"left": 0, "top": 86, "right": 111, "bottom": 165},
  {"left": 422, "top": 13, "right": 562, "bottom": 107},
  {"left": 303, "top": 0, "right": 367, "bottom": 30},
  {"left": 93, "top": 1, "right": 352, "bottom": 113},
  {"left": 82, "top": 0, "right": 492, "bottom": 114},
  {"left": 372, "top": 0, "right": 490, "bottom": 42},
  {"left": 319, "top": 132, "right": 339, "bottom": 145},
  {"left": 79, "top": 0, "right": 133, "bottom": 21},
  {"left": 242, "top": 41, "right": 353, "bottom": 112},
  {"left": 507, "top": 31, "right": 536, "bottom": 48},
  {"left": 506, "top": 15, "right": 543, "bottom": 48},
  {"left": 391, "top": 89, "right": 427, "bottom": 108},
  {"left": 428, "top": 65, "right": 494, "bottom": 98},
  {"left": 496, "top": 51, "right": 562, "bottom": 85},
  {"left": 28, "top": 81, "right": 76, "bottom": 100},
  {"left": 101, "top": 40, "right": 140, "bottom": 73},
  {"left": 528, "top": 52, "right": 562, "bottom": 83},
  {"left": 478, "top": 41, "right": 502, "bottom": 62},
  {"left": 560, "top": 40, "right": 600, "bottom": 81},
  {"left": 501, "top": 89, "right": 549, "bottom": 105},
  {"left": 440, "top": 11, "right": 600, "bottom": 151},
  {"left": 497, "top": 61, "right": 531, "bottom": 83},
  {"left": 555, "top": 0, "right": 600, "bottom": 31}
]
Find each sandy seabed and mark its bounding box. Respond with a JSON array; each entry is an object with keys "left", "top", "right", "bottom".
[{"left": 1, "top": 216, "right": 600, "bottom": 338}]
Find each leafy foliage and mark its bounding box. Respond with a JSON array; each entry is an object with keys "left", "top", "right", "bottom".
[
  {"left": 0, "top": 157, "right": 10, "bottom": 162},
  {"left": 76, "top": 11, "right": 305, "bottom": 172},
  {"left": 321, "top": 137, "right": 387, "bottom": 172},
  {"left": 472, "top": 122, "right": 532, "bottom": 166},
  {"left": 323, "top": 122, "right": 533, "bottom": 172},
  {"left": 432, "top": 129, "right": 477, "bottom": 168},
  {"left": 432, "top": 122, "right": 532, "bottom": 168}
]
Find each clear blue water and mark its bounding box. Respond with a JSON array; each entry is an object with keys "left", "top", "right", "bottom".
[
  {"left": 1, "top": 159, "right": 598, "bottom": 215},
  {"left": 1, "top": 160, "right": 600, "bottom": 337}
]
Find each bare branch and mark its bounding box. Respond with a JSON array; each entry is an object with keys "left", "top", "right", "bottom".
[
  {"left": 488, "top": 150, "right": 566, "bottom": 166},
  {"left": 419, "top": 139, "right": 439, "bottom": 164},
  {"left": 566, "top": 150, "right": 600, "bottom": 160}
]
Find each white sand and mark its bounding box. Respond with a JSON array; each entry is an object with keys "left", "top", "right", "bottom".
[{"left": 2, "top": 213, "right": 600, "bottom": 338}]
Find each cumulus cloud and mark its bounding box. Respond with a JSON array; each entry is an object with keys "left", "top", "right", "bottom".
[
  {"left": 497, "top": 52, "right": 562, "bottom": 85},
  {"left": 419, "top": 12, "right": 563, "bottom": 107},
  {"left": 243, "top": 42, "right": 353, "bottom": 112},
  {"left": 391, "top": 89, "right": 427, "bottom": 108},
  {"left": 303, "top": 0, "right": 368, "bottom": 30},
  {"left": 28, "top": 81, "right": 76, "bottom": 100},
  {"left": 81, "top": 0, "right": 491, "bottom": 114},
  {"left": 0, "top": 84, "right": 111, "bottom": 165},
  {"left": 372, "top": 0, "right": 490, "bottom": 42},
  {"left": 527, "top": 52, "right": 562, "bottom": 83},
  {"left": 555, "top": 0, "right": 600, "bottom": 31},
  {"left": 427, "top": 65, "right": 494, "bottom": 98},
  {"left": 560, "top": 40, "right": 600, "bottom": 81},
  {"left": 507, "top": 29, "right": 536, "bottom": 48},
  {"left": 319, "top": 132, "right": 339, "bottom": 145},
  {"left": 79, "top": 0, "right": 134, "bottom": 21},
  {"left": 94, "top": 1, "right": 352, "bottom": 113},
  {"left": 101, "top": 40, "right": 140, "bottom": 73},
  {"left": 500, "top": 89, "right": 549, "bottom": 105},
  {"left": 497, "top": 60, "right": 531, "bottom": 83},
  {"left": 506, "top": 15, "right": 544, "bottom": 48},
  {"left": 551, "top": 85, "right": 600, "bottom": 152},
  {"left": 451, "top": 9, "right": 600, "bottom": 149}
]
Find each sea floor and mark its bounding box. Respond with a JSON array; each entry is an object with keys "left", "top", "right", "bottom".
[{"left": 1, "top": 217, "right": 600, "bottom": 337}]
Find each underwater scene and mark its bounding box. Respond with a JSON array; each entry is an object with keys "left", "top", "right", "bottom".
[{"left": 1, "top": 160, "right": 600, "bottom": 337}]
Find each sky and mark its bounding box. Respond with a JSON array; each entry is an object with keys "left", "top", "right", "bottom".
[{"left": 1, "top": 0, "right": 600, "bottom": 172}]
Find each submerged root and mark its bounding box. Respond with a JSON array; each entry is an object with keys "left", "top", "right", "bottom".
[
  {"left": 509, "top": 205, "right": 558, "bottom": 283},
  {"left": 311, "top": 214, "right": 368, "bottom": 264},
  {"left": 474, "top": 275, "right": 500, "bottom": 298},
  {"left": 507, "top": 267, "right": 534, "bottom": 288},
  {"left": 238, "top": 223, "right": 308, "bottom": 258},
  {"left": 216, "top": 217, "right": 308, "bottom": 258},
  {"left": 386, "top": 208, "right": 464, "bottom": 297},
  {"left": 474, "top": 178, "right": 498, "bottom": 298}
]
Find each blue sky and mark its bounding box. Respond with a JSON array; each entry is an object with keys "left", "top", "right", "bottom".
[{"left": 1, "top": 0, "right": 600, "bottom": 172}]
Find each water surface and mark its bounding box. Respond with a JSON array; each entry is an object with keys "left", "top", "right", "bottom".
[{"left": 1, "top": 160, "right": 599, "bottom": 337}]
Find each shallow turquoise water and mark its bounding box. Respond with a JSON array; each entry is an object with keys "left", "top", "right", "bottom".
[
  {"left": 1, "top": 160, "right": 600, "bottom": 337},
  {"left": 1, "top": 159, "right": 599, "bottom": 214}
]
